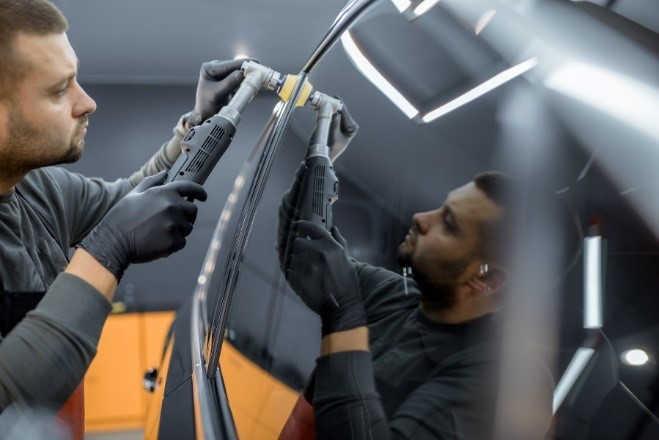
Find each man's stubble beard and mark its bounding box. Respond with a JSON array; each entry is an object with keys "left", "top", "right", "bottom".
[
  {"left": 397, "top": 244, "right": 470, "bottom": 311},
  {"left": 0, "top": 108, "right": 84, "bottom": 179}
]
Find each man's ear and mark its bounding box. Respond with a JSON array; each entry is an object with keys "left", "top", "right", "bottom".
[{"left": 467, "top": 263, "right": 509, "bottom": 294}]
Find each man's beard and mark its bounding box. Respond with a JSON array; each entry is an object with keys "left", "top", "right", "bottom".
[
  {"left": 397, "top": 246, "right": 470, "bottom": 311},
  {"left": 0, "top": 108, "right": 84, "bottom": 179}
]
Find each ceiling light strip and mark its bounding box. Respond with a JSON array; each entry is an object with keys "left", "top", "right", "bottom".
[
  {"left": 544, "top": 63, "right": 659, "bottom": 142},
  {"left": 413, "top": 0, "right": 441, "bottom": 17},
  {"left": 421, "top": 57, "right": 538, "bottom": 123},
  {"left": 390, "top": 0, "right": 412, "bottom": 13},
  {"left": 552, "top": 347, "right": 595, "bottom": 414},
  {"left": 341, "top": 31, "right": 419, "bottom": 119},
  {"left": 584, "top": 236, "right": 603, "bottom": 329},
  {"left": 474, "top": 9, "right": 497, "bottom": 35}
]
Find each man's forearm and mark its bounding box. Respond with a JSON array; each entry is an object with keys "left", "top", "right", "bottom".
[
  {"left": 65, "top": 248, "right": 118, "bottom": 302},
  {"left": 0, "top": 271, "right": 112, "bottom": 410},
  {"left": 320, "top": 326, "right": 369, "bottom": 356},
  {"left": 313, "top": 348, "right": 390, "bottom": 440}
]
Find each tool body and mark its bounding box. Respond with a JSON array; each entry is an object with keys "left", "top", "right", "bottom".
[
  {"left": 165, "top": 61, "right": 285, "bottom": 184},
  {"left": 283, "top": 93, "right": 344, "bottom": 270},
  {"left": 294, "top": 94, "right": 343, "bottom": 229}
]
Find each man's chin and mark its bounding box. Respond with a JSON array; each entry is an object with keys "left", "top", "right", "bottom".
[
  {"left": 59, "top": 143, "right": 83, "bottom": 164},
  {"left": 396, "top": 247, "right": 412, "bottom": 268}
]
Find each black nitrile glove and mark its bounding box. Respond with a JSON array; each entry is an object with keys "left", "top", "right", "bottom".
[
  {"left": 79, "top": 171, "right": 207, "bottom": 281},
  {"left": 328, "top": 98, "right": 359, "bottom": 163},
  {"left": 286, "top": 220, "right": 365, "bottom": 336},
  {"left": 277, "top": 162, "right": 305, "bottom": 267},
  {"left": 187, "top": 59, "right": 247, "bottom": 126}
]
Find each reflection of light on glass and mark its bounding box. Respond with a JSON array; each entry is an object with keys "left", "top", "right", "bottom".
[
  {"left": 272, "top": 100, "right": 284, "bottom": 115},
  {"left": 341, "top": 31, "right": 419, "bottom": 119},
  {"left": 422, "top": 57, "right": 538, "bottom": 123},
  {"left": 413, "top": 0, "right": 441, "bottom": 17},
  {"left": 553, "top": 347, "right": 595, "bottom": 413},
  {"left": 584, "top": 236, "right": 603, "bottom": 329},
  {"left": 621, "top": 349, "right": 649, "bottom": 366},
  {"left": 475, "top": 9, "right": 496, "bottom": 35},
  {"left": 197, "top": 275, "right": 207, "bottom": 285},
  {"left": 233, "top": 53, "right": 250, "bottom": 60},
  {"left": 545, "top": 63, "right": 659, "bottom": 142},
  {"left": 391, "top": 0, "right": 411, "bottom": 12}
]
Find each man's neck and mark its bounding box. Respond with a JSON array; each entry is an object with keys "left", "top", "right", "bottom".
[{"left": 0, "top": 174, "right": 26, "bottom": 195}]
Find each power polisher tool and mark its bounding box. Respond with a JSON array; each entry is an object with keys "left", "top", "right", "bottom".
[{"left": 165, "top": 60, "right": 341, "bottom": 192}]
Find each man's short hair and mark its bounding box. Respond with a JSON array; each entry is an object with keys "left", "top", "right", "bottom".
[
  {"left": 474, "top": 171, "right": 583, "bottom": 278},
  {"left": 0, "top": 0, "right": 68, "bottom": 100}
]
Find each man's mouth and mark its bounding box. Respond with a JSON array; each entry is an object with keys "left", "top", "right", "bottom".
[
  {"left": 76, "top": 123, "right": 88, "bottom": 137},
  {"left": 406, "top": 227, "right": 416, "bottom": 244}
]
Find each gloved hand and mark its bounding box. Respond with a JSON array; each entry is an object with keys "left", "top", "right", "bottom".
[
  {"left": 277, "top": 162, "right": 305, "bottom": 267},
  {"left": 186, "top": 59, "right": 247, "bottom": 127},
  {"left": 286, "top": 220, "right": 365, "bottom": 336},
  {"left": 327, "top": 98, "right": 359, "bottom": 163},
  {"left": 79, "top": 171, "right": 207, "bottom": 281}
]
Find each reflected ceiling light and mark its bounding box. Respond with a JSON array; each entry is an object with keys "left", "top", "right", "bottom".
[
  {"left": 413, "top": 0, "right": 441, "bottom": 17},
  {"left": 340, "top": 31, "right": 419, "bottom": 119},
  {"left": 197, "top": 275, "right": 207, "bottom": 286},
  {"left": 233, "top": 53, "right": 250, "bottom": 60},
  {"left": 545, "top": 63, "right": 659, "bottom": 142},
  {"left": 421, "top": 57, "right": 538, "bottom": 123},
  {"left": 475, "top": 9, "right": 497, "bottom": 35},
  {"left": 621, "top": 349, "right": 650, "bottom": 366},
  {"left": 391, "top": 0, "right": 412, "bottom": 13},
  {"left": 390, "top": 0, "right": 441, "bottom": 18},
  {"left": 272, "top": 100, "right": 284, "bottom": 115},
  {"left": 584, "top": 236, "right": 603, "bottom": 329},
  {"left": 553, "top": 347, "right": 595, "bottom": 413}
]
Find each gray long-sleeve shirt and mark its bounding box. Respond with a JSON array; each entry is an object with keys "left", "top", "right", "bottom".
[
  {"left": 0, "top": 167, "right": 132, "bottom": 411},
  {"left": 0, "top": 273, "right": 112, "bottom": 409},
  {"left": 0, "top": 132, "right": 183, "bottom": 411}
]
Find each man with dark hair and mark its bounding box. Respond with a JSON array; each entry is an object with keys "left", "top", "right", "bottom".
[
  {"left": 278, "top": 113, "right": 582, "bottom": 439},
  {"left": 0, "top": 0, "right": 245, "bottom": 435}
]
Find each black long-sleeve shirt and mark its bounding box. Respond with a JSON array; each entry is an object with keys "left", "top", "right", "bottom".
[
  {"left": 312, "top": 263, "right": 499, "bottom": 439},
  {"left": 277, "top": 166, "right": 500, "bottom": 438}
]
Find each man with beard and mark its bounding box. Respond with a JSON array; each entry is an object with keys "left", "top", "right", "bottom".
[
  {"left": 277, "top": 108, "right": 581, "bottom": 439},
  {"left": 0, "top": 0, "right": 244, "bottom": 434}
]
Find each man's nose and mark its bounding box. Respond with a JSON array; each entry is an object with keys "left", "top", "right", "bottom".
[
  {"left": 412, "top": 211, "right": 428, "bottom": 233},
  {"left": 73, "top": 83, "right": 97, "bottom": 117}
]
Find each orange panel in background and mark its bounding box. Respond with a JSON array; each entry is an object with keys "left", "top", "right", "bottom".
[
  {"left": 259, "top": 381, "right": 299, "bottom": 435},
  {"left": 143, "top": 336, "right": 175, "bottom": 440},
  {"left": 84, "top": 314, "right": 143, "bottom": 431},
  {"left": 139, "top": 311, "right": 176, "bottom": 418},
  {"left": 220, "top": 342, "right": 298, "bottom": 440},
  {"left": 85, "top": 312, "right": 296, "bottom": 438},
  {"left": 84, "top": 311, "right": 175, "bottom": 433}
]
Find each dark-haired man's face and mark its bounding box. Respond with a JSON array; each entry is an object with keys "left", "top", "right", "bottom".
[
  {"left": 397, "top": 182, "right": 502, "bottom": 308},
  {"left": 0, "top": 32, "right": 96, "bottom": 187}
]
